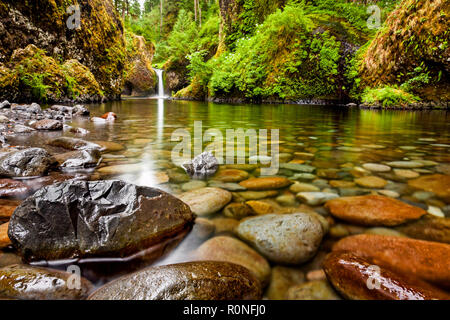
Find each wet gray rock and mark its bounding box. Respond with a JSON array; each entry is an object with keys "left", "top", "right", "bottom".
[
  {"left": 236, "top": 213, "right": 325, "bottom": 264},
  {"left": 31, "top": 119, "right": 63, "bottom": 130},
  {"left": 47, "top": 137, "right": 102, "bottom": 151},
  {"left": 8, "top": 180, "right": 195, "bottom": 261},
  {"left": 54, "top": 149, "right": 101, "bottom": 169},
  {"left": 11, "top": 103, "right": 41, "bottom": 114},
  {"left": 88, "top": 261, "right": 262, "bottom": 300},
  {"left": 50, "top": 104, "right": 90, "bottom": 117},
  {"left": 0, "top": 101, "right": 10, "bottom": 109},
  {"left": 13, "top": 124, "right": 35, "bottom": 134},
  {"left": 0, "top": 148, "right": 56, "bottom": 177},
  {"left": 0, "top": 264, "right": 93, "bottom": 300},
  {"left": 182, "top": 151, "right": 219, "bottom": 178}
]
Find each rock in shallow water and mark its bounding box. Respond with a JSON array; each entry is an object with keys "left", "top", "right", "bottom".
[
  {"left": 325, "top": 195, "right": 426, "bottom": 226},
  {"left": 395, "top": 215, "right": 450, "bottom": 244},
  {"left": 178, "top": 187, "right": 232, "bottom": 216},
  {"left": 31, "top": 119, "right": 63, "bottom": 130},
  {"left": 8, "top": 180, "right": 195, "bottom": 261},
  {"left": 332, "top": 234, "right": 450, "bottom": 288},
  {"left": 54, "top": 149, "right": 101, "bottom": 169},
  {"left": 239, "top": 177, "right": 291, "bottom": 190},
  {"left": 0, "top": 264, "right": 93, "bottom": 300},
  {"left": 324, "top": 252, "right": 450, "bottom": 300},
  {"left": 0, "top": 179, "right": 31, "bottom": 198},
  {"left": 236, "top": 213, "right": 325, "bottom": 265},
  {"left": 88, "top": 261, "right": 262, "bottom": 300},
  {"left": 408, "top": 174, "right": 450, "bottom": 202},
  {"left": 286, "top": 279, "right": 341, "bottom": 300},
  {"left": 0, "top": 222, "right": 10, "bottom": 248},
  {"left": 0, "top": 148, "right": 56, "bottom": 177},
  {"left": 48, "top": 137, "right": 101, "bottom": 151},
  {"left": 195, "top": 236, "right": 271, "bottom": 286},
  {"left": 266, "top": 266, "right": 305, "bottom": 300},
  {"left": 182, "top": 151, "right": 219, "bottom": 178},
  {"left": 296, "top": 192, "right": 339, "bottom": 206}
]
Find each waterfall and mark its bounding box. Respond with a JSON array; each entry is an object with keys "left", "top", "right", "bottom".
[{"left": 153, "top": 68, "right": 165, "bottom": 98}]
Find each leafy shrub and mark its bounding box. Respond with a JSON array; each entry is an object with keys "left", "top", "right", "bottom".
[{"left": 362, "top": 86, "right": 420, "bottom": 107}]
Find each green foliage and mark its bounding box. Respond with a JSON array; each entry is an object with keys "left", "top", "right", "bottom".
[
  {"left": 362, "top": 86, "right": 420, "bottom": 108},
  {"left": 208, "top": 5, "right": 343, "bottom": 100},
  {"left": 166, "top": 10, "right": 199, "bottom": 63},
  {"left": 20, "top": 72, "right": 50, "bottom": 102},
  {"left": 399, "top": 66, "right": 431, "bottom": 93}
]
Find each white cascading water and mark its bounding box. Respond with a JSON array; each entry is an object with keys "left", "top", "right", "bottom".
[{"left": 153, "top": 68, "right": 165, "bottom": 98}]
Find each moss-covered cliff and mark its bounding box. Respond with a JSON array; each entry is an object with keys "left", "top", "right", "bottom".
[
  {"left": 0, "top": 0, "right": 127, "bottom": 102},
  {"left": 123, "top": 31, "right": 156, "bottom": 96},
  {"left": 359, "top": 0, "right": 449, "bottom": 104}
]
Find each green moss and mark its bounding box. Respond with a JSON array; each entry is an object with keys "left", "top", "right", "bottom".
[
  {"left": 362, "top": 86, "right": 420, "bottom": 108},
  {"left": 62, "top": 59, "right": 103, "bottom": 99}
]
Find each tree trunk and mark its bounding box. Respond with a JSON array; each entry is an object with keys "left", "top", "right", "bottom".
[
  {"left": 199, "top": 0, "right": 202, "bottom": 27},
  {"left": 194, "top": 0, "right": 198, "bottom": 22},
  {"left": 160, "top": 0, "right": 163, "bottom": 36}
]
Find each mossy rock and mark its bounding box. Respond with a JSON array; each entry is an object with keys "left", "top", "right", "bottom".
[
  {"left": 62, "top": 59, "right": 103, "bottom": 102},
  {"left": 5, "top": 44, "right": 103, "bottom": 103},
  {"left": 0, "top": 62, "right": 19, "bottom": 101},
  {"left": 0, "top": 0, "right": 126, "bottom": 100},
  {"left": 359, "top": 0, "right": 450, "bottom": 101},
  {"left": 123, "top": 31, "right": 156, "bottom": 96},
  {"left": 12, "top": 44, "right": 66, "bottom": 102}
]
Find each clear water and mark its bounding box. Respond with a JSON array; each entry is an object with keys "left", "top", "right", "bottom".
[{"left": 5, "top": 98, "right": 450, "bottom": 285}]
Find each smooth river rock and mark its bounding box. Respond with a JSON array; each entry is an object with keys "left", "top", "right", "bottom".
[
  {"left": 0, "top": 222, "right": 10, "bottom": 248},
  {"left": 0, "top": 264, "right": 93, "bottom": 300},
  {"left": 324, "top": 252, "right": 450, "bottom": 300},
  {"left": 386, "top": 161, "right": 425, "bottom": 168},
  {"left": 88, "top": 261, "right": 262, "bottom": 300},
  {"left": 213, "top": 169, "right": 249, "bottom": 182},
  {"left": 362, "top": 163, "right": 391, "bottom": 172},
  {"left": 178, "top": 187, "right": 232, "bottom": 216},
  {"left": 354, "top": 176, "right": 388, "bottom": 188},
  {"left": 296, "top": 192, "right": 339, "bottom": 206},
  {"left": 195, "top": 236, "right": 271, "bottom": 285},
  {"left": 266, "top": 266, "right": 305, "bottom": 300},
  {"left": 8, "top": 180, "right": 194, "bottom": 261},
  {"left": 325, "top": 195, "right": 426, "bottom": 226},
  {"left": 0, "top": 148, "right": 56, "bottom": 177},
  {"left": 332, "top": 234, "right": 450, "bottom": 288},
  {"left": 286, "top": 280, "right": 341, "bottom": 300},
  {"left": 48, "top": 137, "right": 102, "bottom": 151},
  {"left": 239, "top": 177, "right": 291, "bottom": 190},
  {"left": 236, "top": 213, "right": 325, "bottom": 265},
  {"left": 0, "top": 179, "right": 31, "bottom": 198},
  {"left": 395, "top": 215, "right": 450, "bottom": 243},
  {"left": 408, "top": 174, "right": 450, "bottom": 202}
]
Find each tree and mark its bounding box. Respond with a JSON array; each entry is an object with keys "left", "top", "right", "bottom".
[
  {"left": 130, "top": 0, "right": 141, "bottom": 18},
  {"left": 143, "top": 0, "right": 159, "bottom": 14}
]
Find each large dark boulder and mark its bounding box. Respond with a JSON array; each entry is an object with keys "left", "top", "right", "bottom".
[
  {"left": 8, "top": 180, "right": 195, "bottom": 261},
  {"left": 0, "top": 147, "right": 56, "bottom": 177},
  {"left": 88, "top": 261, "right": 262, "bottom": 300}
]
